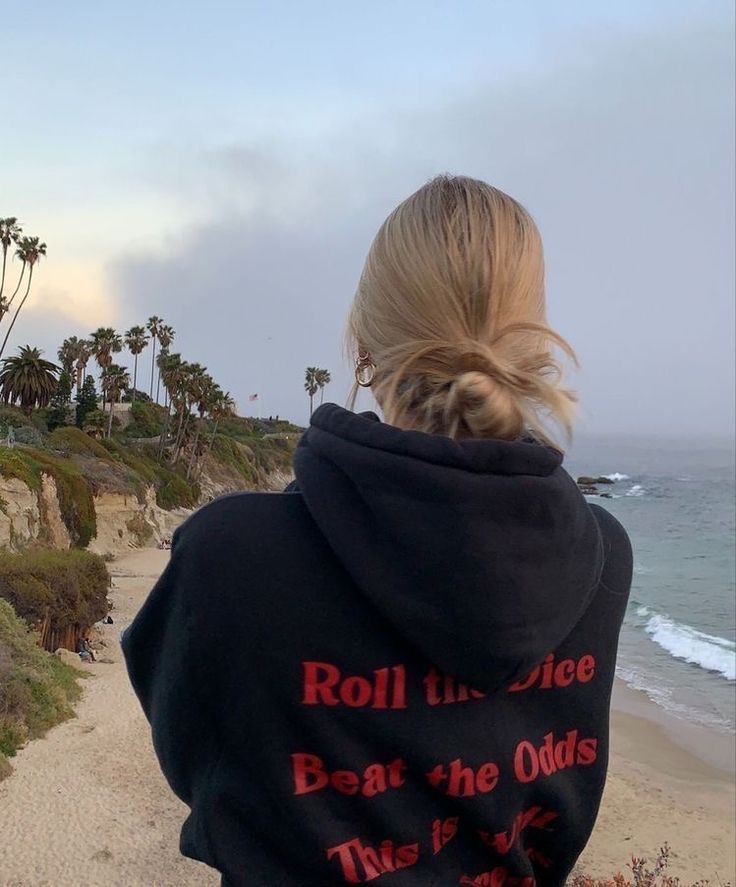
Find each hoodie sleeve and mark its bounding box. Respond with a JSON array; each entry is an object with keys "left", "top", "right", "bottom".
[{"left": 122, "top": 526, "right": 216, "bottom": 807}]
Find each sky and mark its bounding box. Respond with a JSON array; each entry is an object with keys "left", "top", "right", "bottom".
[{"left": 1, "top": 0, "right": 734, "bottom": 434}]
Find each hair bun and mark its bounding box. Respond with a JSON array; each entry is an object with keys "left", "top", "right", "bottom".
[{"left": 446, "top": 362, "right": 525, "bottom": 440}]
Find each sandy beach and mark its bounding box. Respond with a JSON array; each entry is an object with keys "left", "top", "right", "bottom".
[{"left": 0, "top": 547, "right": 733, "bottom": 886}]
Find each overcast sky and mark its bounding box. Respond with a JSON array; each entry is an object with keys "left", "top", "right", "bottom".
[{"left": 2, "top": 0, "right": 734, "bottom": 434}]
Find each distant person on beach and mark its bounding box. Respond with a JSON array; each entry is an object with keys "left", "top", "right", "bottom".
[
  {"left": 124, "top": 176, "right": 632, "bottom": 886},
  {"left": 77, "top": 637, "right": 96, "bottom": 663}
]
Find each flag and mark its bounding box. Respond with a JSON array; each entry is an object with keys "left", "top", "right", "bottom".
[{"left": 249, "top": 393, "right": 259, "bottom": 401}]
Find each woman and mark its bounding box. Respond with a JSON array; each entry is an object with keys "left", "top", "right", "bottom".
[{"left": 123, "top": 176, "right": 632, "bottom": 887}]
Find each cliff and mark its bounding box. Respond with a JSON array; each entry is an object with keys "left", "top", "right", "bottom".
[{"left": 0, "top": 415, "right": 298, "bottom": 556}]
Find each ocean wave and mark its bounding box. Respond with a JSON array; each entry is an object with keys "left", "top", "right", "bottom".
[
  {"left": 614, "top": 662, "right": 735, "bottom": 732},
  {"left": 625, "top": 484, "right": 645, "bottom": 497},
  {"left": 644, "top": 613, "right": 735, "bottom": 681},
  {"left": 604, "top": 472, "right": 630, "bottom": 481}
]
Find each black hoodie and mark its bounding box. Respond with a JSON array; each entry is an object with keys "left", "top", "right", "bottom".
[{"left": 123, "top": 404, "right": 632, "bottom": 887}]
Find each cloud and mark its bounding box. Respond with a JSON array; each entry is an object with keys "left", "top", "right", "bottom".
[{"left": 109, "top": 12, "right": 734, "bottom": 433}]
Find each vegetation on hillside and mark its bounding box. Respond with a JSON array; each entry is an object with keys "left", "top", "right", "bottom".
[
  {"left": 0, "top": 549, "right": 109, "bottom": 647},
  {"left": 570, "top": 844, "right": 730, "bottom": 886},
  {"left": 0, "top": 213, "right": 311, "bottom": 779},
  {"left": 0, "top": 598, "right": 84, "bottom": 779}
]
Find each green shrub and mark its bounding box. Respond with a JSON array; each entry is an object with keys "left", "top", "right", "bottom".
[
  {"left": 0, "top": 599, "right": 83, "bottom": 777},
  {"left": 100, "top": 439, "right": 199, "bottom": 508},
  {"left": 124, "top": 401, "right": 167, "bottom": 438},
  {"left": 0, "top": 549, "right": 109, "bottom": 640},
  {"left": 48, "top": 426, "right": 111, "bottom": 459}
]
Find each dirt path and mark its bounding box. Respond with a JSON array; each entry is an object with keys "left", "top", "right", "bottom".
[{"left": 0, "top": 548, "right": 219, "bottom": 887}]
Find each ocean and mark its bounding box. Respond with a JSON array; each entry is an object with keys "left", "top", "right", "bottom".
[{"left": 567, "top": 435, "right": 736, "bottom": 735}]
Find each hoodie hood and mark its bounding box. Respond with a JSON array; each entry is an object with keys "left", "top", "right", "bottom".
[{"left": 294, "top": 403, "right": 603, "bottom": 692}]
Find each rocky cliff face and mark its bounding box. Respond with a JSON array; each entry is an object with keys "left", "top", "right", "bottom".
[
  {"left": 0, "top": 466, "right": 293, "bottom": 556},
  {"left": 0, "top": 473, "right": 186, "bottom": 556}
]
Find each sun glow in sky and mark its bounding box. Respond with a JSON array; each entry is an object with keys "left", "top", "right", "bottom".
[{"left": 2, "top": 0, "right": 734, "bottom": 432}]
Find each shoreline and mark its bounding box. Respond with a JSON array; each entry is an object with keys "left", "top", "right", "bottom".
[
  {"left": 611, "top": 677, "right": 735, "bottom": 777},
  {"left": 0, "top": 547, "right": 733, "bottom": 884}
]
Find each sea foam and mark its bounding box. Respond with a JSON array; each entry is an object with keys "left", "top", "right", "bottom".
[
  {"left": 604, "top": 472, "right": 630, "bottom": 481},
  {"left": 644, "top": 613, "right": 736, "bottom": 681},
  {"left": 625, "top": 484, "right": 645, "bottom": 497}
]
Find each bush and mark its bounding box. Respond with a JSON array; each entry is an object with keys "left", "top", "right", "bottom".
[
  {"left": 124, "top": 401, "right": 167, "bottom": 438},
  {"left": 48, "top": 426, "right": 111, "bottom": 459},
  {"left": 101, "top": 439, "right": 199, "bottom": 509},
  {"left": 0, "top": 599, "right": 83, "bottom": 777},
  {"left": 570, "top": 844, "right": 729, "bottom": 887},
  {"left": 0, "top": 549, "right": 109, "bottom": 644}
]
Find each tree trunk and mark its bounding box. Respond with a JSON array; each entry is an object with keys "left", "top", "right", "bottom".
[
  {"left": 0, "top": 266, "right": 33, "bottom": 359},
  {"left": 75, "top": 362, "right": 83, "bottom": 395},
  {"left": 206, "top": 419, "right": 219, "bottom": 456},
  {"left": 309, "top": 392, "right": 313, "bottom": 417},
  {"left": 156, "top": 368, "right": 161, "bottom": 405},
  {"left": 150, "top": 338, "right": 157, "bottom": 398},
  {"left": 157, "top": 406, "right": 173, "bottom": 461},
  {"left": 6, "top": 263, "right": 25, "bottom": 310},
  {"left": 0, "top": 246, "right": 6, "bottom": 299},
  {"left": 132, "top": 355, "right": 138, "bottom": 404},
  {"left": 173, "top": 406, "right": 187, "bottom": 461},
  {"left": 107, "top": 394, "right": 115, "bottom": 438},
  {"left": 186, "top": 424, "right": 201, "bottom": 480}
]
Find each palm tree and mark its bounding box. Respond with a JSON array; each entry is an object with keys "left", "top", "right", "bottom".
[
  {"left": 124, "top": 325, "right": 148, "bottom": 403},
  {"left": 174, "top": 362, "right": 206, "bottom": 460},
  {"left": 316, "top": 368, "right": 331, "bottom": 405},
  {"left": 157, "top": 352, "right": 184, "bottom": 458},
  {"left": 75, "top": 338, "right": 93, "bottom": 392},
  {"left": 0, "top": 217, "right": 22, "bottom": 307},
  {"left": 58, "top": 335, "right": 91, "bottom": 392},
  {"left": 89, "top": 327, "right": 122, "bottom": 410},
  {"left": 304, "top": 366, "right": 320, "bottom": 418},
  {"left": 0, "top": 236, "right": 47, "bottom": 359},
  {"left": 146, "top": 316, "right": 163, "bottom": 400},
  {"left": 155, "top": 323, "right": 174, "bottom": 404},
  {"left": 0, "top": 345, "right": 59, "bottom": 414},
  {"left": 204, "top": 389, "right": 235, "bottom": 462},
  {"left": 186, "top": 374, "right": 219, "bottom": 479},
  {"left": 100, "top": 364, "right": 130, "bottom": 438},
  {"left": 57, "top": 337, "right": 78, "bottom": 377}
]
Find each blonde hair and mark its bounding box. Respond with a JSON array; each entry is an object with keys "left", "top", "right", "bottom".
[{"left": 347, "top": 175, "right": 577, "bottom": 448}]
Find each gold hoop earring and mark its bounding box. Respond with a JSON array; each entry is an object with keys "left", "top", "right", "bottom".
[{"left": 355, "top": 350, "right": 376, "bottom": 388}]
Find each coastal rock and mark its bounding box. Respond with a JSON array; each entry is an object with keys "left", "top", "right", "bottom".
[
  {"left": 88, "top": 486, "right": 188, "bottom": 559},
  {"left": 577, "top": 475, "right": 615, "bottom": 486},
  {"left": 39, "top": 474, "right": 72, "bottom": 550},
  {"left": 54, "top": 648, "right": 84, "bottom": 668},
  {"left": 0, "top": 476, "right": 40, "bottom": 549}
]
